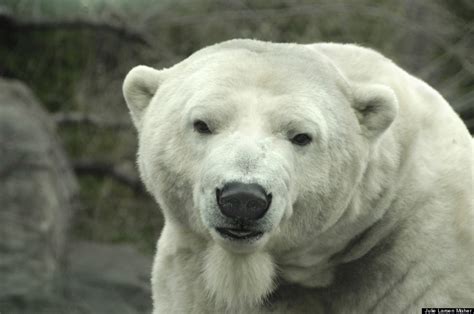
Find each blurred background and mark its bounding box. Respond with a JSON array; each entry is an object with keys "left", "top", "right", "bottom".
[{"left": 0, "top": 0, "right": 472, "bottom": 313}]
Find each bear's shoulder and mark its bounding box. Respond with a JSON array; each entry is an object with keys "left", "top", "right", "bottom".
[{"left": 308, "top": 42, "right": 406, "bottom": 84}]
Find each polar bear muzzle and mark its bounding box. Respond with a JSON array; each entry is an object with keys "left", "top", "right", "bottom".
[
  {"left": 215, "top": 182, "right": 271, "bottom": 241},
  {"left": 216, "top": 182, "right": 272, "bottom": 221}
]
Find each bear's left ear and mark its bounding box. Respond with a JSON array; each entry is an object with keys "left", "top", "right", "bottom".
[
  {"left": 123, "top": 65, "right": 164, "bottom": 130},
  {"left": 352, "top": 83, "right": 398, "bottom": 139}
]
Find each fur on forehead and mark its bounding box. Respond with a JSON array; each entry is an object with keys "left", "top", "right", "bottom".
[
  {"left": 176, "top": 43, "right": 351, "bottom": 90},
  {"left": 124, "top": 39, "right": 396, "bottom": 143}
]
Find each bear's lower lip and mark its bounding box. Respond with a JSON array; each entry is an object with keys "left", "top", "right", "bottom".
[{"left": 216, "top": 228, "right": 263, "bottom": 240}]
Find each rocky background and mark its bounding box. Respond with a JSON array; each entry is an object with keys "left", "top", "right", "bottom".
[
  {"left": 0, "top": 0, "right": 472, "bottom": 313},
  {"left": 0, "top": 79, "right": 152, "bottom": 313}
]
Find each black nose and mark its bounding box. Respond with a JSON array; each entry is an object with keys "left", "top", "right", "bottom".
[{"left": 216, "top": 182, "right": 271, "bottom": 221}]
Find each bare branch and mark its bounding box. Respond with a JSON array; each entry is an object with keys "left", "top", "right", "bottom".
[{"left": 145, "top": 3, "right": 473, "bottom": 75}]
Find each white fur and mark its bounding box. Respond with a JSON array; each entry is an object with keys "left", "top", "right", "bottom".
[
  {"left": 123, "top": 39, "right": 474, "bottom": 313},
  {"left": 203, "top": 244, "right": 275, "bottom": 311}
]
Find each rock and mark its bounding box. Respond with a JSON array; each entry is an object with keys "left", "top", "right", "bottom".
[
  {"left": 0, "top": 78, "right": 153, "bottom": 313},
  {"left": 0, "top": 240, "right": 154, "bottom": 314},
  {"left": 0, "top": 79, "right": 152, "bottom": 314},
  {"left": 0, "top": 78, "right": 77, "bottom": 306},
  {"left": 66, "top": 241, "right": 153, "bottom": 314}
]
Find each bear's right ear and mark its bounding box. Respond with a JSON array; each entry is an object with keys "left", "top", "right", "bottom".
[
  {"left": 123, "top": 65, "right": 163, "bottom": 130},
  {"left": 352, "top": 83, "right": 398, "bottom": 140}
]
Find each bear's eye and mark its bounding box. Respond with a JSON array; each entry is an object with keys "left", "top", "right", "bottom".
[
  {"left": 291, "top": 133, "right": 312, "bottom": 146},
  {"left": 193, "top": 120, "right": 212, "bottom": 134}
]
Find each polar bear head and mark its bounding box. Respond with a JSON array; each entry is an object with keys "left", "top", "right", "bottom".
[{"left": 123, "top": 39, "right": 398, "bottom": 308}]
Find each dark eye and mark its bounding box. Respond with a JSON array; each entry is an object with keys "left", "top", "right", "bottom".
[
  {"left": 291, "top": 133, "right": 312, "bottom": 146},
  {"left": 193, "top": 120, "right": 212, "bottom": 134}
]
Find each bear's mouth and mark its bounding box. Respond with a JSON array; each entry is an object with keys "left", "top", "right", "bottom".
[{"left": 216, "top": 227, "right": 263, "bottom": 240}]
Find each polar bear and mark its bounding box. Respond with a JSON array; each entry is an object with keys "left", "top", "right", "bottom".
[{"left": 123, "top": 39, "right": 473, "bottom": 313}]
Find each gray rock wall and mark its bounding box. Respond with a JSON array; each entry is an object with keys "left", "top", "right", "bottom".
[
  {"left": 0, "top": 78, "right": 77, "bottom": 308},
  {"left": 0, "top": 78, "right": 153, "bottom": 313}
]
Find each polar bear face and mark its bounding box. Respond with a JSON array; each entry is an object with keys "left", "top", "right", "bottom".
[{"left": 123, "top": 40, "right": 397, "bottom": 256}]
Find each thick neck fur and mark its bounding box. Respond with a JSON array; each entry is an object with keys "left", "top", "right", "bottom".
[{"left": 275, "top": 130, "right": 404, "bottom": 289}]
